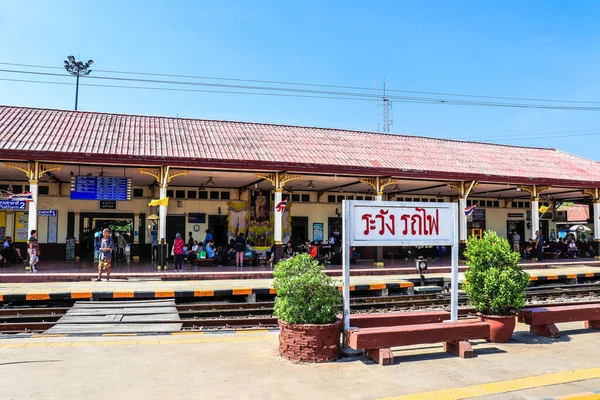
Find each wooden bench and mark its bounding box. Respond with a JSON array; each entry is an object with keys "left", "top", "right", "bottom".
[
  {"left": 348, "top": 311, "right": 450, "bottom": 329},
  {"left": 194, "top": 258, "right": 216, "bottom": 267},
  {"left": 347, "top": 321, "right": 490, "bottom": 365},
  {"left": 518, "top": 304, "right": 600, "bottom": 338}
]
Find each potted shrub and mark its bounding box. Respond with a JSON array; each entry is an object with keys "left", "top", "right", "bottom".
[
  {"left": 273, "top": 253, "right": 343, "bottom": 362},
  {"left": 463, "top": 230, "right": 530, "bottom": 342}
]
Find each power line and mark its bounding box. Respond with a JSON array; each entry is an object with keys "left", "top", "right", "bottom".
[
  {"left": 1, "top": 61, "right": 600, "bottom": 105},
  {"left": 3, "top": 68, "right": 600, "bottom": 112},
  {"left": 3, "top": 77, "right": 600, "bottom": 144}
]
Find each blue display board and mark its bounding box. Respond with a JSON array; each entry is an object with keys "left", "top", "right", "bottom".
[
  {"left": 70, "top": 176, "right": 132, "bottom": 201},
  {"left": 0, "top": 200, "right": 26, "bottom": 210}
]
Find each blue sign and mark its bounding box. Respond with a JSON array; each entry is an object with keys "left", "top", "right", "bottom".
[
  {"left": 313, "top": 223, "right": 324, "bottom": 242},
  {"left": 38, "top": 210, "right": 57, "bottom": 217},
  {"left": 70, "top": 176, "right": 132, "bottom": 201},
  {"left": 0, "top": 200, "right": 26, "bottom": 210}
]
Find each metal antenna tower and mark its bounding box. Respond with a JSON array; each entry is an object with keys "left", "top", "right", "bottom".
[{"left": 382, "top": 81, "right": 393, "bottom": 133}]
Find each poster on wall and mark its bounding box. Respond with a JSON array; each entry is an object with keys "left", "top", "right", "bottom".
[
  {"left": 15, "top": 211, "right": 28, "bottom": 242},
  {"left": 313, "top": 223, "right": 324, "bottom": 242},
  {"left": 48, "top": 214, "right": 58, "bottom": 244}
]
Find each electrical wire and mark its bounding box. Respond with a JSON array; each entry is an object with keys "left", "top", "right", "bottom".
[
  {"left": 2, "top": 68, "right": 600, "bottom": 111},
  {"left": 1, "top": 61, "right": 600, "bottom": 105}
]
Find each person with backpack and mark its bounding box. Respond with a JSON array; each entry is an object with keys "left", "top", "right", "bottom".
[{"left": 234, "top": 233, "right": 246, "bottom": 267}]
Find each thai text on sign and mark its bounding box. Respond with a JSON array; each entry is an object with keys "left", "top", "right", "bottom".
[{"left": 347, "top": 202, "right": 455, "bottom": 246}]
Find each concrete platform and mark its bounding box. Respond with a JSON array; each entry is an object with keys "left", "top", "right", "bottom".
[
  {"left": 0, "top": 266, "right": 598, "bottom": 302},
  {"left": 1, "top": 258, "right": 597, "bottom": 283},
  {"left": 0, "top": 322, "right": 599, "bottom": 399}
]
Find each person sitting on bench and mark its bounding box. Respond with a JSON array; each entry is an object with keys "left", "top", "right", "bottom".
[
  {"left": 567, "top": 240, "right": 578, "bottom": 259},
  {"left": 206, "top": 240, "right": 223, "bottom": 267},
  {"left": 523, "top": 240, "right": 534, "bottom": 259}
]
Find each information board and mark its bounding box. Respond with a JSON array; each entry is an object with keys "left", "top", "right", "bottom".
[
  {"left": 70, "top": 176, "right": 132, "bottom": 201},
  {"left": 38, "top": 210, "right": 57, "bottom": 217},
  {"left": 66, "top": 238, "right": 76, "bottom": 260}
]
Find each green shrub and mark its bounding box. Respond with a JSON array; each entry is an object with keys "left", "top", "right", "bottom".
[
  {"left": 273, "top": 253, "right": 342, "bottom": 324},
  {"left": 463, "top": 230, "right": 530, "bottom": 316}
]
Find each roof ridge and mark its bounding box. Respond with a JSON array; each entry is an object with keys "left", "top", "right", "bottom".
[{"left": 0, "top": 104, "right": 556, "bottom": 152}]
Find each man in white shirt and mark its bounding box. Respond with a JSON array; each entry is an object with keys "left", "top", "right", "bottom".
[{"left": 512, "top": 231, "right": 521, "bottom": 253}]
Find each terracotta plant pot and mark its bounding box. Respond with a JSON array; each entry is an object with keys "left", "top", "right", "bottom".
[
  {"left": 479, "top": 314, "right": 516, "bottom": 343},
  {"left": 278, "top": 319, "right": 342, "bottom": 363}
]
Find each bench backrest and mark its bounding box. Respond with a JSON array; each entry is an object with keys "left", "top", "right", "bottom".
[
  {"left": 349, "top": 311, "right": 450, "bottom": 329},
  {"left": 347, "top": 321, "right": 490, "bottom": 350}
]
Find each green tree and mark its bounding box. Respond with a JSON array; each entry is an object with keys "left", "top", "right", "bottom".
[{"left": 464, "top": 230, "right": 530, "bottom": 316}]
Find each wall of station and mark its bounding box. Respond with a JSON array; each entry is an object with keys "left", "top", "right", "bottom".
[{"left": 0, "top": 181, "right": 593, "bottom": 254}]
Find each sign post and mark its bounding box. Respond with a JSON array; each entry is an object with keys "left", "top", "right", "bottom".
[{"left": 342, "top": 200, "right": 459, "bottom": 333}]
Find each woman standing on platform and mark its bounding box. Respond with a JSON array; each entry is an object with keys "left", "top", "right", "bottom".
[
  {"left": 234, "top": 233, "right": 246, "bottom": 267},
  {"left": 173, "top": 233, "right": 185, "bottom": 271}
]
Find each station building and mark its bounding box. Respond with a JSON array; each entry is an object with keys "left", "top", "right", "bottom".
[{"left": 0, "top": 104, "right": 599, "bottom": 263}]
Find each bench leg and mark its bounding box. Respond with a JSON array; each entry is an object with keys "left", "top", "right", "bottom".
[
  {"left": 444, "top": 340, "right": 474, "bottom": 359},
  {"left": 585, "top": 320, "right": 600, "bottom": 330},
  {"left": 530, "top": 324, "right": 560, "bottom": 338},
  {"left": 366, "top": 348, "right": 394, "bottom": 366}
]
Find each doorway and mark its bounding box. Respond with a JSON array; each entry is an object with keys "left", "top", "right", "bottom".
[
  {"left": 80, "top": 213, "right": 134, "bottom": 259},
  {"left": 291, "top": 217, "right": 308, "bottom": 247},
  {"left": 166, "top": 215, "right": 186, "bottom": 251},
  {"left": 208, "top": 215, "right": 228, "bottom": 249},
  {"left": 507, "top": 220, "right": 525, "bottom": 246},
  {"left": 328, "top": 217, "right": 342, "bottom": 244}
]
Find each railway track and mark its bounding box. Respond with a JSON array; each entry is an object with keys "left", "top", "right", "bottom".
[{"left": 1, "top": 283, "right": 599, "bottom": 334}]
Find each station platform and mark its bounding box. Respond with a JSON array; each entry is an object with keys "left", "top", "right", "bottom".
[
  {"left": 0, "top": 321, "right": 599, "bottom": 399},
  {"left": 0, "top": 265, "right": 599, "bottom": 302},
  {"left": 0, "top": 258, "right": 598, "bottom": 283},
  {"left": 0, "top": 274, "right": 414, "bottom": 302}
]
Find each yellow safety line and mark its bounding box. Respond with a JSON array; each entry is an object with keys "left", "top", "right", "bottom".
[
  {"left": 377, "top": 367, "right": 600, "bottom": 400},
  {"left": 0, "top": 333, "right": 276, "bottom": 349},
  {"left": 557, "top": 394, "right": 600, "bottom": 400}
]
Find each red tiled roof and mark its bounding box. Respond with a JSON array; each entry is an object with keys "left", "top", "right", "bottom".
[{"left": 0, "top": 105, "right": 599, "bottom": 187}]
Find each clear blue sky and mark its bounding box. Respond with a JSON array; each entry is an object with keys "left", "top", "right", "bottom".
[{"left": 1, "top": 0, "right": 600, "bottom": 160}]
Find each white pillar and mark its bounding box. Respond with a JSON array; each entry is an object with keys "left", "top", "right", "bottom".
[
  {"left": 5, "top": 212, "right": 14, "bottom": 237},
  {"left": 594, "top": 201, "right": 600, "bottom": 240},
  {"left": 375, "top": 194, "right": 383, "bottom": 201},
  {"left": 159, "top": 186, "right": 167, "bottom": 242},
  {"left": 531, "top": 198, "right": 540, "bottom": 240},
  {"left": 274, "top": 189, "right": 283, "bottom": 245},
  {"left": 28, "top": 180, "right": 38, "bottom": 234},
  {"left": 459, "top": 197, "right": 467, "bottom": 242}
]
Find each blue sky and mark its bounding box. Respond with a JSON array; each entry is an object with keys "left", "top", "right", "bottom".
[{"left": 1, "top": 0, "right": 600, "bottom": 159}]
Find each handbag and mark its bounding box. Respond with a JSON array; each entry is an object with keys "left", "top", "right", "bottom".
[{"left": 171, "top": 246, "right": 175, "bottom": 256}]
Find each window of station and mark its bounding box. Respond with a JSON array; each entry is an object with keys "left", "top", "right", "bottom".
[
  {"left": 0, "top": 184, "right": 8, "bottom": 192},
  {"left": 220, "top": 191, "right": 230, "bottom": 200},
  {"left": 12, "top": 185, "right": 22, "bottom": 194},
  {"left": 167, "top": 189, "right": 174, "bottom": 198},
  {"left": 328, "top": 195, "right": 336, "bottom": 203},
  {"left": 301, "top": 194, "right": 310, "bottom": 202},
  {"left": 365, "top": 196, "right": 373, "bottom": 200},
  {"left": 175, "top": 190, "right": 186, "bottom": 199},
  {"left": 199, "top": 191, "right": 208, "bottom": 200},
  {"left": 209, "top": 191, "right": 219, "bottom": 200},
  {"left": 187, "top": 190, "right": 197, "bottom": 199},
  {"left": 291, "top": 194, "right": 300, "bottom": 202},
  {"left": 133, "top": 188, "right": 144, "bottom": 198},
  {"left": 355, "top": 196, "right": 363, "bottom": 200},
  {"left": 38, "top": 186, "right": 50, "bottom": 195},
  {"left": 337, "top": 195, "right": 345, "bottom": 203}
]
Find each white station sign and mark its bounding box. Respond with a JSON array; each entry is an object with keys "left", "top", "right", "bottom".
[
  {"left": 348, "top": 202, "right": 455, "bottom": 246},
  {"left": 341, "top": 200, "right": 460, "bottom": 332}
]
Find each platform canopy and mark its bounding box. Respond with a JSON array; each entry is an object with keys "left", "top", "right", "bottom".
[{"left": 0, "top": 105, "right": 599, "bottom": 189}]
